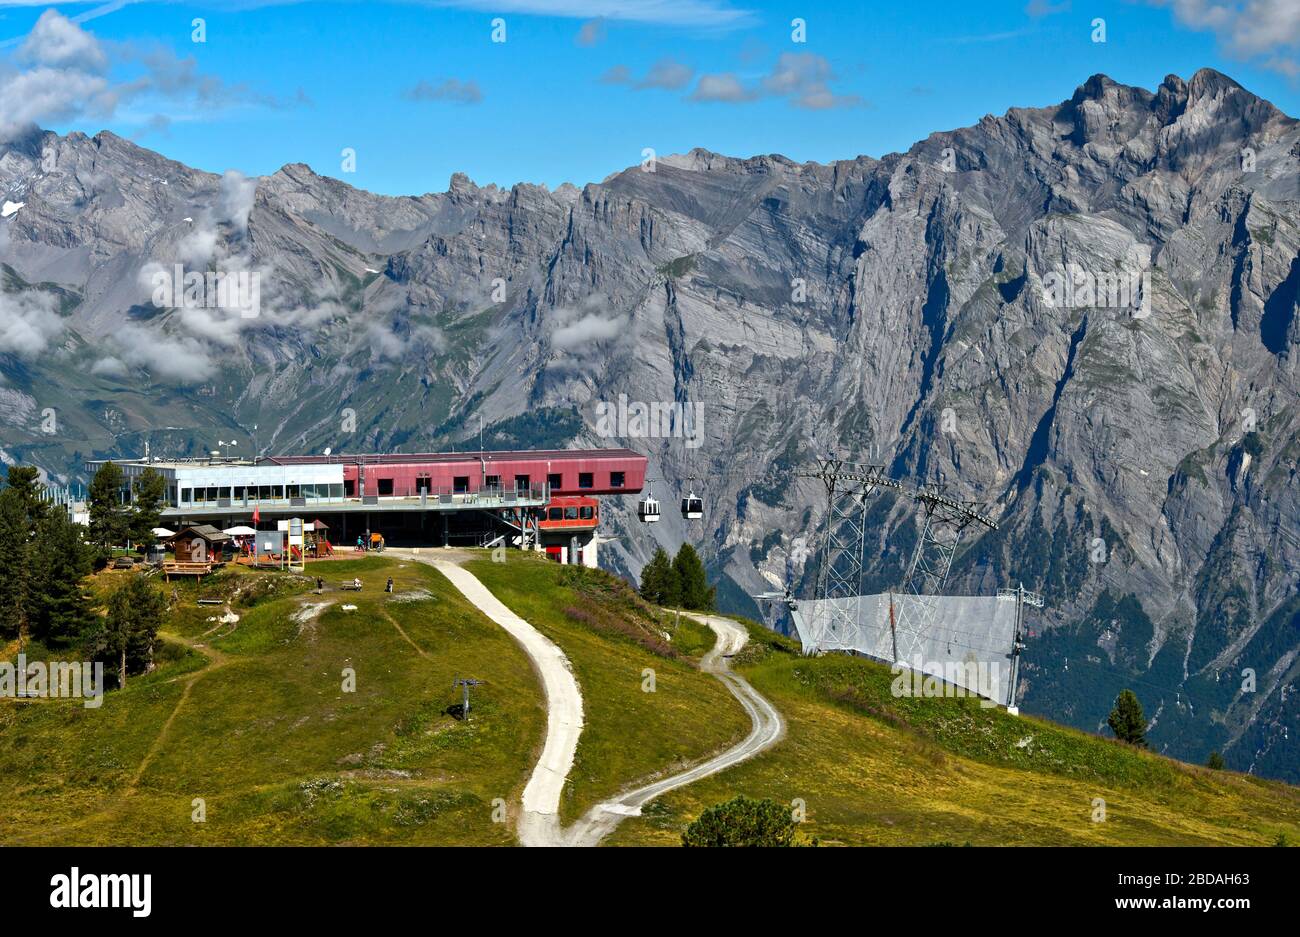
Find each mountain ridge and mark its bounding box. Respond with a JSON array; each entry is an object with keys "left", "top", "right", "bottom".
[{"left": 1, "top": 67, "right": 1298, "bottom": 781}]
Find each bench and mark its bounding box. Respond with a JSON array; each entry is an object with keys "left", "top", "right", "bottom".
[{"left": 339, "top": 581, "right": 363, "bottom": 591}]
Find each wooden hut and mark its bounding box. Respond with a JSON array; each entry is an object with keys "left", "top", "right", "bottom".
[{"left": 172, "top": 524, "right": 231, "bottom": 564}]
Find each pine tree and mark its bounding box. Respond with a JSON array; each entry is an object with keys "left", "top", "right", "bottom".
[
  {"left": 1107, "top": 688, "right": 1147, "bottom": 747},
  {"left": 88, "top": 574, "right": 165, "bottom": 688},
  {"left": 1206, "top": 751, "right": 1226, "bottom": 770},
  {"left": 0, "top": 488, "right": 29, "bottom": 639},
  {"left": 129, "top": 468, "right": 167, "bottom": 548},
  {"left": 3, "top": 464, "right": 47, "bottom": 533},
  {"left": 88, "top": 461, "right": 129, "bottom": 550},
  {"left": 27, "top": 509, "right": 95, "bottom": 647},
  {"left": 639, "top": 546, "right": 682, "bottom": 607},
  {"left": 673, "top": 543, "right": 715, "bottom": 611}
]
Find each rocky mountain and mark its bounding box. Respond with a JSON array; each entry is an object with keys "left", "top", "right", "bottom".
[{"left": 1, "top": 68, "right": 1297, "bottom": 781}]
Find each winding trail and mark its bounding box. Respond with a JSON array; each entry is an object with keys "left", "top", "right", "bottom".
[
  {"left": 562, "top": 612, "right": 785, "bottom": 846},
  {"left": 400, "top": 550, "right": 784, "bottom": 847}
]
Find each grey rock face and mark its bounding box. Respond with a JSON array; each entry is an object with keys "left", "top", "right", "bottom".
[{"left": 1, "top": 68, "right": 1297, "bottom": 780}]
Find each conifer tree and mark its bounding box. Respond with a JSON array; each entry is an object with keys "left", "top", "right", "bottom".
[
  {"left": 129, "top": 468, "right": 167, "bottom": 548},
  {"left": 639, "top": 546, "right": 682, "bottom": 607},
  {"left": 27, "top": 509, "right": 95, "bottom": 647},
  {"left": 88, "top": 461, "right": 129, "bottom": 550},
  {"left": 1107, "top": 688, "right": 1147, "bottom": 747},
  {"left": 0, "top": 488, "right": 29, "bottom": 640},
  {"left": 88, "top": 574, "right": 165, "bottom": 688},
  {"left": 3, "top": 464, "right": 47, "bottom": 534},
  {"left": 673, "top": 543, "right": 715, "bottom": 611}
]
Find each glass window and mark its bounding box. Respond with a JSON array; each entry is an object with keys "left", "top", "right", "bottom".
[
  {"left": 547, "top": 473, "right": 562, "bottom": 490},
  {"left": 377, "top": 478, "right": 393, "bottom": 496},
  {"left": 218, "top": 487, "right": 231, "bottom": 499},
  {"left": 181, "top": 488, "right": 191, "bottom": 504},
  {"left": 578, "top": 472, "right": 593, "bottom": 489},
  {"left": 515, "top": 474, "right": 530, "bottom": 490},
  {"left": 331, "top": 484, "right": 344, "bottom": 499},
  {"left": 287, "top": 485, "right": 300, "bottom": 498},
  {"left": 548, "top": 508, "right": 562, "bottom": 520},
  {"left": 564, "top": 507, "right": 578, "bottom": 520},
  {"left": 453, "top": 476, "right": 470, "bottom": 493},
  {"left": 610, "top": 471, "right": 625, "bottom": 488},
  {"left": 206, "top": 487, "right": 219, "bottom": 501},
  {"left": 580, "top": 506, "right": 594, "bottom": 519},
  {"left": 485, "top": 475, "right": 501, "bottom": 489}
]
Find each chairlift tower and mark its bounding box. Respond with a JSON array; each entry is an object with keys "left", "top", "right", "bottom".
[{"left": 796, "top": 459, "right": 902, "bottom": 644}]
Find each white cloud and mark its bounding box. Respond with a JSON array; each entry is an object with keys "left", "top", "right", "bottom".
[
  {"left": 690, "top": 72, "right": 754, "bottom": 103},
  {"left": 0, "top": 289, "right": 63, "bottom": 358},
  {"left": 686, "top": 52, "right": 864, "bottom": 109},
  {"left": 1152, "top": 0, "right": 1300, "bottom": 71},
  {"left": 17, "top": 8, "right": 109, "bottom": 72},
  {"left": 365, "top": 320, "right": 446, "bottom": 361},
  {"left": 90, "top": 355, "right": 127, "bottom": 377},
  {"left": 552, "top": 311, "right": 623, "bottom": 348},
  {"left": 433, "top": 1, "right": 752, "bottom": 28},
  {"left": 575, "top": 18, "right": 606, "bottom": 46},
  {"left": 218, "top": 169, "right": 257, "bottom": 233},
  {"left": 403, "top": 78, "right": 484, "bottom": 104},
  {"left": 0, "top": 10, "right": 306, "bottom": 142},
  {"left": 638, "top": 57, "right": 694, "bottom": 90},
  {"left": 115, "top": 325, "right": 216, "bottom": 383}
]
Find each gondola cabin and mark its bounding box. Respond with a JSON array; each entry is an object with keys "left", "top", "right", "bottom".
[{"left": 681, "top": 492, "right": 703, "bottom": 520}]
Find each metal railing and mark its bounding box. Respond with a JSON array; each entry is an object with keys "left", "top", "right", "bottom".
[{"left": 165, "top": 483, "right": 551, "bottom": 512}]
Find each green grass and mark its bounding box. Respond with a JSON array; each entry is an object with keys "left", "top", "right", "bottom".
[
  {"left": 465, "top": 554, "right": 750, "bottom": 823},
  {"left": 606, "top": 620, "right": 1300, "bottom": 847},
  {"left": 12, "top": 557, "right": 1294, "bottom": 848},
  {"left": 0, "top": 557, "right": 544, "bottom": 845}
]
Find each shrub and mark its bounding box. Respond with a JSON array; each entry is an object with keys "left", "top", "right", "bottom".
[{"left": 682, "top": 795, "right": 807, "bottom": 847}]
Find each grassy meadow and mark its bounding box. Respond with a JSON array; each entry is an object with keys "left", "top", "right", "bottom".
[{"left": 605, "top": 621, "right": 1300, "bottom": 846}]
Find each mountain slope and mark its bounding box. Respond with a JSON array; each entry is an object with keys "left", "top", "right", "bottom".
[{"left": 1, "top": 68, "right": 1298, "bottom": 780}]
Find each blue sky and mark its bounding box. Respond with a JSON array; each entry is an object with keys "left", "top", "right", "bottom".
[{"left": 1, "top": 0, "right": 1299, "bottom": 195}]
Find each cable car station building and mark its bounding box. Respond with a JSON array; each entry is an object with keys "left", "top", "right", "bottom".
[{"left": 86, "top": 448, "right": 648, "bottom": 567}]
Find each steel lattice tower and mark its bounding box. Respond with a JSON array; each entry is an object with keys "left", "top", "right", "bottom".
[
  {"left": 893, "top": 486, "right": 998, "bottom": 661},
  {"left": 800, "top": 459, "right": 901, "bottom": 643}
]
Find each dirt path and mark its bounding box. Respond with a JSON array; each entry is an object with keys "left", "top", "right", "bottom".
[
  {"left": 395, "top": 550, "right": 584, "bottom": 846},
  {"left": 561, "top": 612, "right": 786, "bottom": 846},
  {"left": 395, "top": 549, "right": 784, "bottom": 847}
]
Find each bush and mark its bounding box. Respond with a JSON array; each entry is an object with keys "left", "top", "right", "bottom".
[{"left": 681, "top": 795, "right": 807, "bottom": 847}]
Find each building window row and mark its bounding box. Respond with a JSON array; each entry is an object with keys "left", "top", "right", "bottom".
[{"left": 177, "top": 483, "right": 344, "bottom": 505}]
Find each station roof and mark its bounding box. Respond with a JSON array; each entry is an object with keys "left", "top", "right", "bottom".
[{"left": 265, "top": 448, "right": 644, "bottom": 465}]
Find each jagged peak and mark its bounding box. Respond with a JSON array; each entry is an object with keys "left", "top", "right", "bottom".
[
  {"left": 1188, "top": 67, "right": 1245, "bottom": 99},
  {"left": 448, "top": 171, "right": 478, "bottom": 195}
]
